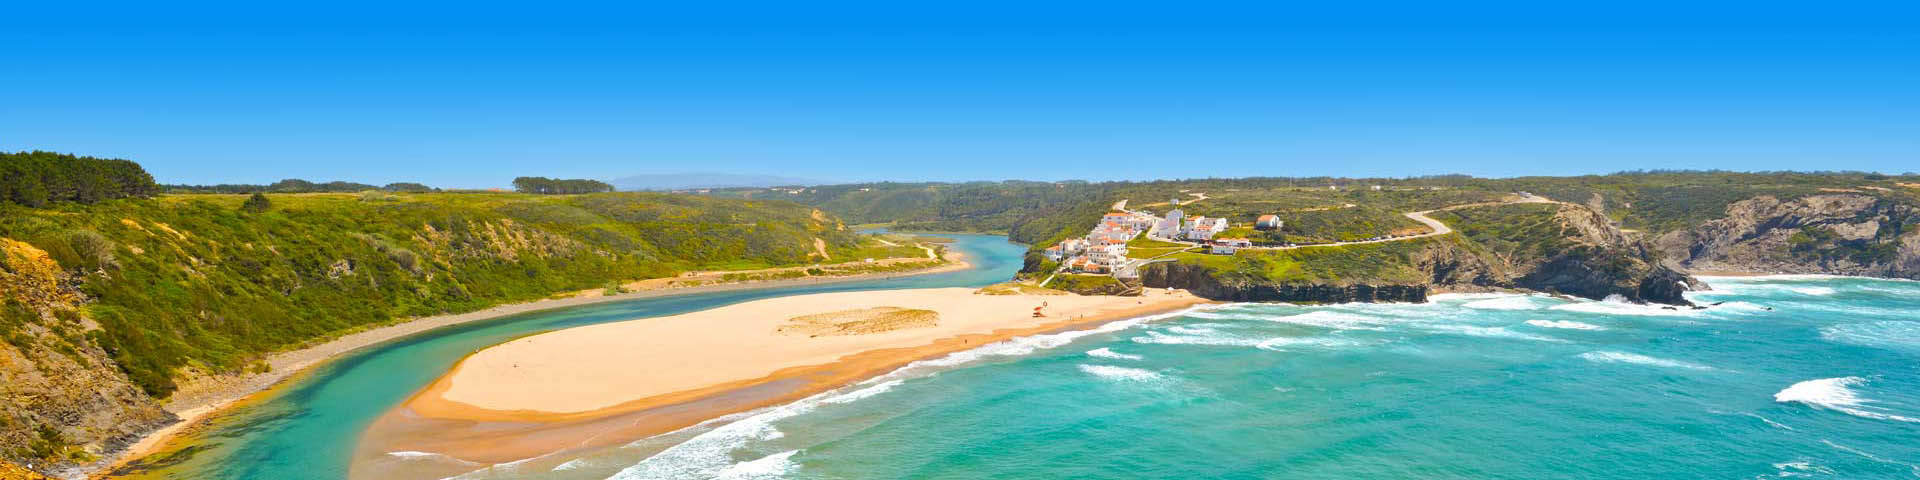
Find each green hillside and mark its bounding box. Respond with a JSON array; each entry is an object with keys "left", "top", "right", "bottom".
[{"left": 3, "top": 185, "right": 885, "bottom": 398}]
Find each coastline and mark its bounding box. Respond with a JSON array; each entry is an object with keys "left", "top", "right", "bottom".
[
  {"left": 352, "top": 289, "right": 1209, "bottom": 479},
  {"left": 97, "top": 251, "right": 971, "bottom": 476}
]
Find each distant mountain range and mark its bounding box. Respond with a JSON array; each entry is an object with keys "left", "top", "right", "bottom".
[{"left": 610, "top": 173, "right": 832, "bottom": 191}]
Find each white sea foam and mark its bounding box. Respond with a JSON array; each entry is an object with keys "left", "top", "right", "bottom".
[
  {"left": 713, "top": 450, "right": 800, "bottom": 480},
  {"left": 385, "top": 451, "right": 480, "bottom": 466},
  {"left": 1086, "top": 347, "right": 1144, "bottom": 361},
  {"left": 1258, "top": 310, "right": 1390, "bottom": 331},
  {"left": 1790, "top": 286, "right": 1837, "bottom": 296},
  {"left": 1819, "top": 321, "right": 1920, "bottom": 352},
  {"left": 1577, "top": 351, "right": 1714, "bottom": 370},
  {"left": 1078, "top": 364, "right": 1164, "bottom": 382},
  {"left": 1422, "top": 324, "right": 1565, "bottom": 342},
  {"left": 1550, "top": 295, "right": 1699, "bottom": 317},
  {"left": 1524, "top": 320, "right": 1605, "bottom": 331},
  {"left": 1253, "top": 336, "right": 1377, "bottom": 351},
  {"left": 1774, "top": 377, "right": 1920, "bottom": 424},
  {"left": 1767, "top": 461, "right": 1835, "bottom": 478},
  {"left": 1461, "top": 295, "right": 1550, "bottom": 311},
  {"left": 1131, "top": 330, "right": 1262, "bottom": 347},
  {"left": 551, "top": 457, "right": 590, "bottom": 471},
  {"left": 610, "top": 378, "right": 890, "bottom": 479},
  {"left": 1167, "top": 325, "right": 1218, "bottom": 335}
]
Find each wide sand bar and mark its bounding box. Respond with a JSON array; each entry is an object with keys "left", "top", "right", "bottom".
[{"left": 426, "top": 287, "right": 1197, "bottom": 416}]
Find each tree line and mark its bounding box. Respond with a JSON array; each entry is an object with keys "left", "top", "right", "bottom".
[
  {"left": 512, "top": 176, "right": 615, "bottom": 194},
  {"left": 165, "top": 179, "right": 439, "bottom": 194},
  {"left": 0, "top": 151, "right": 159, "bottom": 207}
]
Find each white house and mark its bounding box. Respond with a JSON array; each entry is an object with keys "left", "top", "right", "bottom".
[
  {"left": 1210, "top": 238, "right": 1252, "bottom": 255},
  {"left": 1184, "top": 217, "right": 1228, "bottom": 241},
  {"left": 1255, "top": 214, "right": 1283, "bottom": 230}
]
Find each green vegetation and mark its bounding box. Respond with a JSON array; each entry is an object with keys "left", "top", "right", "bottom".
[
  {"left": 0, "top": 189, "right": 882, "bottom": 397},
  {"left": 1, "top": 151, "right": 158, "bottom": 207},
  {"left": 1185, "top": 238, "right": 1441, "bottom": 285},
  {"left": 240, "top": 192, "right": 271, "bottom": 213},
  {"left": 512, "top": 176, "right": 615, "bottom": 194},
  {"left": 1046, "top": 273, "right": 1126, "bottom": 294},
  {"left": 1426, "top": 203, "right": 1576, "bottom": 266}
]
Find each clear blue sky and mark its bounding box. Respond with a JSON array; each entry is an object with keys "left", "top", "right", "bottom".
[{"left": 4, "top": 1, "right": 1916, "bottom": 189}]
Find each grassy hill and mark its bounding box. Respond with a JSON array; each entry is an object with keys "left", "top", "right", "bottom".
[{"left": 2, "top": 191, "right": 883, "bottom": 397}]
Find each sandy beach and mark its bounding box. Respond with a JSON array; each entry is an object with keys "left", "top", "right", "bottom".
[
  {"left": 100, "top": 252, "right": 968, "bottom": 476},
  {"left": 352, "top": 287, "right": 1205, "bottom": 479}
]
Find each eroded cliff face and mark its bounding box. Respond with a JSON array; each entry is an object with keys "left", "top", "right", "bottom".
[
  {"left": 1656, "top": 194, "right": 1920, "bottom": 279},
  {"left": 1, "top": 239, "right": 173, "bottom": 477}
]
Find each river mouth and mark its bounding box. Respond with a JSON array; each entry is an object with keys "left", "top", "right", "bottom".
[{"left": 114, "top": 234, "right": 1028, "bottom": 480}]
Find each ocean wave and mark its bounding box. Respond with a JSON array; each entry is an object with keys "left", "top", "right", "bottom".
[
  {"left": 1461, "top": 295, "right": 1552, "bottom": 311},
  {"left": 1523, "top": 320, "right": 1605, "bottom": 331},
  {"left": 1422, "top": 324, "right": 1565, "bottom": 342},
  {"left": 713, "top": 449, "right": 799, "bottom": 480},
  {"left": 1790, "top": 286, "right": 1837, "bottom": 296},
  {"left": 1767, "top": 461, "right": 1835, "bottom": 478},
  {"left": 1086, "top": 347, "right": 1144, "bottom": 361},
  {"left": 1078, "top": 364, "right": 1163, "bottom": 382},
  {"left": 1577, "top": 351, "right": 1714, "bottom": 370},
  {"left": 1257, "top": 310, "right": 1390, "bottom": 331},
  {"left": 1131, "top": 330, "right": 1262, "bottom": 347},
  {"left": 1167, "top": 325, "right": 1218, "bottom": 335},
  {"left": 1774, "top": 377, "right": 1920, "bottom": 424},
  {"left": 1253, "top": 336, "right": 1378, "bottom": 351},
  {"left": 1550, "top": 295, "right": 1700, "bottom": 317},
  {"left": 1819, "top": 321, "right": 1920, "bottom": 352}
]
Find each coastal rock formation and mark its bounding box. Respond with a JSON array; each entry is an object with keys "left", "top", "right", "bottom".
[{"left": 1656, "top": 194, "right": 1920, "bottom": 279}]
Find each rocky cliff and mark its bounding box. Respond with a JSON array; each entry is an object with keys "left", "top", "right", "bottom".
[
  {"left": 1, "top": 239, "right": 173, "bottom": 478},
  {"left": 1656, "top": 194, "right": 1920, "bottom": 279}
]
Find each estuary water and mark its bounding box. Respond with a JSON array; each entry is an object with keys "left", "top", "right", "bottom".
[
  {"left": 466, "top": 276, "right": 1920, "bottom": 479},
  {"left": 122, "top": 234, "right": 1030, "bottom": 480}
]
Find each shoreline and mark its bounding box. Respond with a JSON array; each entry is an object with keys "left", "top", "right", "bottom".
[
  {"left": 97, "top": 251, "right": 972, "bottom": 477},
  {"left": 352, "top": 289, "right": 1209, "bottom": 479}
]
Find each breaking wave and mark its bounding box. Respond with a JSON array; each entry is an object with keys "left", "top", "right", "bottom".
[
  {"left": 1577, "top": 351, "right": 1714, "bottom": 370},
  {"left": 1078, "top": 364, "right": 1164, "bottom": 382},
  {"left": 1551, "top": 295, "right": 1699, "bottom": 317},
  {"left": 1421, "top": 324, "right": 1565, "bottom": 342},
  {"left": 1524, "top": 320, "right": 1605, "bottom": 331},
  {"left": 1819, "top": 321, "right": 1920, "bottom": 352},
  {"left": 1774, "top": 377, "right": 1920, "bottom": 424},
  {"left": 1461, "top": 295, "right": 1552, "bottom": 311},
  {"left": 1131, "top": 330, "right": 1262, "bottom": 347},
  {"left": 1086, "top": 347, "right": 1144, "bottom": 361}
]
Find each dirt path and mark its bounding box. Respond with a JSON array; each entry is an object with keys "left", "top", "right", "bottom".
[{"left": 1247, "top": 194, "right": 1561, "bottom": 251}]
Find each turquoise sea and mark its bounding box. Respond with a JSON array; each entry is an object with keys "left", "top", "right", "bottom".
[
  {"left": 484, "top": 275, "right": 1920, "bottom": 480},
  {"left": 137, "top": 235, "right": 1920, "bottom": 479}
]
